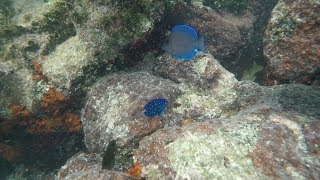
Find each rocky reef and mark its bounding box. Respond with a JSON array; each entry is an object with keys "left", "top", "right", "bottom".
[
  {"left": 0, "top": 0, "right": 319, "bottom": 179},
  {"left": 71, "top": 53, "right": 319, "bottom": 179},
  {"left": 264, "top": 0, "right": 320, "bottom": 85},
  {"left": 81, "top": 72, "right": 180, "bottom": 153},
  {"left": 1, "top": 0, "right": 170, "bottom": 178}
]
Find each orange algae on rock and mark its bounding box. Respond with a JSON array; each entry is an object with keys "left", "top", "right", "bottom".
[
  {"left": 32, "top": 74, "right": 43, "bottom": 81},
  {"left": 126, "top": 163, "right": 142, "bottom": 178},
  {"left": 26, "top": 113, "right": 82, "bottom": 134},
  {"left": 33, "top": 58, "right": 43, "bottom": 74},
  {"left": 36, "top": 88, "right": 82, "bottom": 133},
  {"left": 41, "top": 88, "right": 66, "bottom": 107},
  {"left": 32, "top": 57, "right": 48, "bottom": 82},
  {"left": 63, "top": 112, "right": 82, "bottom": 132},
  {"left": 41, "top": 87, "right": 66, "bottom": 115},
  {"left": 10, "top": 103, "right": 31, "bottom": 118},
  {"left": 0, "top": 88, "right": 82, "bottom": 135}
]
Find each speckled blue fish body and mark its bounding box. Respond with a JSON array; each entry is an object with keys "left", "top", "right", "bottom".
[
  {"left": 162, "top": 25, "right": 205, "bottom": 60},
  {"left": 144, "top": 98, "right": 168, "bottom": 118}
]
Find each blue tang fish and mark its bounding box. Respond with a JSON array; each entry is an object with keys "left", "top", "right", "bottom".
[
  {"left": 144, "top": 98, "right": 168, "bottom": 118},
  {"left": 162, "top": 25, "right": 205, "bottom": 60}
]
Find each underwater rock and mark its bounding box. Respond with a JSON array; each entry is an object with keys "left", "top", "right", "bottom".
[
  {"left": 40, "top": 35, "right": 94, "bottom": 93},
  {"left": 132, "top": 52, "right": 320, "bottom": 178},
  {"left": 182, "top": 4, "right": 254, "bottom": 61},
  {"left": 134, "top": 119, "right": 265, "bottom": 179},
  {"left": 0, "top": 67, "right": 35, "bottom": 116},
  {"left": 163, "top": 3, "right": 248, "bottom": 74},
  {"left": 7, "top": 164, "right": 56, "bottom": 180},
  {"left": 154, "top": 53, "right": 237, "bottom": 88},
  {"left": 154, "top": 53, "right": 238, "bottom": 120},
  {"left": 134, "top": 114, "right": 320, "bottom": 178},
  {"left": 81, "top": 72, "right": 180, "bottom": 153},
  {"left": 57, "top": 152, "right": 137, "bottom": 180},
  {"left": 134, "top": 81, "right": 320, "bottom": 179},
  {"left": 0, "top": 33, "right": 51, "bottom": 114},
  {"left": 35, "top": 0, "right": 178, "bottom": 94},
  {"left": 2, "top": 0, "right": 179, "bottom": 99},
  {"left": 264, "top": 0, "right": 320, "bottom": 84},
  {"left": 236, "top": 81, "right": 320, "bottom": 119},
  {"left": 11, "top": 0, "right": 53, "bottom": 28},
  {"left": 170, "top": 0, "right": 277, "bottom": 77},
  {"left": 1, "top": 33, "right": 50, "bottom": 63},
  {"left": 0, "top": 61, "right": 15, "bottom": 76},
  {"left": 70, "top": 50, "right": 319, "bottom": 178}
]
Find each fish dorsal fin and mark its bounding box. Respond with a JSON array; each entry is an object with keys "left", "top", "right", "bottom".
[{"left": 172, "top": 25, "right": 198, "bottom": 41}]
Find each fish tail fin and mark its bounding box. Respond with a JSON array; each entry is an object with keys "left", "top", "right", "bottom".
[{"left": 197, "top": 33, "right": 206, "bottom": 52}]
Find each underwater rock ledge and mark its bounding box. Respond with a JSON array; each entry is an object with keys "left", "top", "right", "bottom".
[{"left": 58, "top": 53, "right": 320, "bottom": 179}]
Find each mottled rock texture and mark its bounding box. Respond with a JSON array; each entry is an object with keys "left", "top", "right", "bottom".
[
  {"left": 154, "top": 53, "right": 237, "bottom": 89},
  {"left": 81, "top": 72, "right": 180, "bottom": 153},
  {"left": 1, "top": 1, "right": 183, "bottom": 178},
  {"left": 181, "top": 4, "right": 255, "bottom": 62},
  {"left": 80, "top": 50, "right": 320, "bottom": 178},
  {"left": 169, "top": 0, "right": 277, "bottom": 77},
  {"left": 79, "top": 50, "right": 320, "bottom": 178},
  {"left": 57, "top": 152, "right": 137, "bottom": 180},
  {"left": 0, "top": 66, "right": 34, "bottom": 113},
  {"left": 134, "top": 113, "right": 320, "bottom": 179},
  {"left": 128, "top": 50, "right": 320, "bottom": 179},
  {"left": 134, "top": 119, "right": 264, "bottom": 179},
  {"left": 0, "top": 0, "right": 180, "bottom": 110},
  {"left": 134, "top": 81, "right": 320, "bottom": 179},
  {"left": 0, "top": 33, "right": 50, "bottom": 114},
  {"left": 235, "top": 81, "right": 320, "bottom": 119},
  {"left": 154, "top": 53, "right": 238, "bottom": 120},
  {"left": 264, "top": 0, "right": 320, "bottom": 84},
  {"left": 41, "top": 35, "right": 94, "bottom": 93},
  {"left": 1, "top": 0, "right": 319, "bottom": 179},
  {"left": 39, "top": 0, "right": 172, "bottom": 94}
]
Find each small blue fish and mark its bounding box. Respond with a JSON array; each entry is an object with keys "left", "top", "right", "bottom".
[
  {"left": 144, "top": 98, "right": 168, "bottom": 118},
  {"left": 162, "top": 25, "right": 205, "bottom": 60}
]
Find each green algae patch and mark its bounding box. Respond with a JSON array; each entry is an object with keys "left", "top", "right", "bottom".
[
  {"left": 240, "top": 61, "right": 264, "bottom": 81},
  {"left": 166, "top": 123, "right": 263, "bottom": 178},
  {"left": 70, "top": 0, "right": 181, "bottom": 75},
  {"left": 203, "top": 0, "right": 250, "bottom": 13},
  {"left": 92, "top": 0, "right": 179, "bottom": 56},
  {"left": 266, "top": 0, "right": 296, "bottom": 44},
  {"left": 30, "top": 0, "right": 77, "bottom": 53},
  {"left": 0, "top": 0, "right": 25, "bottom": 45}
]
